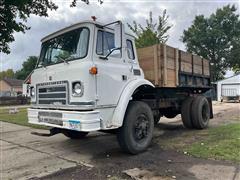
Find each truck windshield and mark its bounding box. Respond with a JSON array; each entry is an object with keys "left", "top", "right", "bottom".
[{"left": 38, "top": 27, "right": 89, "bottom": 67}]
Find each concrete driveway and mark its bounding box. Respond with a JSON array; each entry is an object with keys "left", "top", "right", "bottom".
[{"left": 1, "top": 121, "right": 118, "bottom": 179}]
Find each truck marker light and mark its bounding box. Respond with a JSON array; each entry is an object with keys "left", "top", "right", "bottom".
[{"left": 89, "top": 67, "right": 98, "bottom": 75}]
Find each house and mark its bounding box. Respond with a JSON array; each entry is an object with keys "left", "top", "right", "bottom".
[
  {"left": 22, "top": 72, "right": 32, "bottom": 97},
  {"left": 216, "top": 74, "right": 240, "bottom": 102},
  {"left": 0, "top": 78, "right": 24, "bottom": 97}
]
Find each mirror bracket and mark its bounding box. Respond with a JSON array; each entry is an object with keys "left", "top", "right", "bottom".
[
  {"left": 99, "top": 47, "right": 121, "bottom": 60},
  {"left": 99, "top": 56, "right": 108, "bottom": 60}
]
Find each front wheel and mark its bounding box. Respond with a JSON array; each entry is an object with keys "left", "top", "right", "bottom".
[{"left": 117, "top": 101, "right": 154, "bottom": 154}]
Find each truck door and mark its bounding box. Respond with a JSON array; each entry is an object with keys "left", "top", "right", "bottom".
[{"left": 94, "top": 30, "right": 132, "bottom": 106}]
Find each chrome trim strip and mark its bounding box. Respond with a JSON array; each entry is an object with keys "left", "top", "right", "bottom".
[
  {"left": 31, "top": 104, "right": 95, "bottom": 110},
  {"left": 38, "top": 98, "right": 66, "bottom": 100},
  {"left": 70, "top": 101, "right": 95, "bottom": 105},
  {"left": 31, "top": 103, "right": 116, "bottom": 110},
  {"left": 38, "top": 91, "right": 66, "bottom": 94},
  {"left": 38, "top": 98, "right": 66, "bottom": 101},
  {"left": 96, "top": 104, "right": 117, "bottom": 109}
]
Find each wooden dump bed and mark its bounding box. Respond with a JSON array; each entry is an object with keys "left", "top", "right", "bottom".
[{"left": 137, "top": 44, "right": 210, "bottom": 88}]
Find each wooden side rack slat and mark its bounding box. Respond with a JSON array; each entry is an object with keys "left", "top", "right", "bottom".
[{"left": 137, "top": 44, "right": 210, "bottom": 88}]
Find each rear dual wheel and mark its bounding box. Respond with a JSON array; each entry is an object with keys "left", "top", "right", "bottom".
[
  {"left": 181, "top": 96, "right": 210, "bottom": 129},
  {"left": 181, "top": 97, "right": 194, "bottom": 128}
]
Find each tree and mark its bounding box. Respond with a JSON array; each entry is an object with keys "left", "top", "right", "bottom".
[
  {"left": 0, "top": 0, "right": 102, "bottom": 54},
  {"left": 229, "top": 38, "right": 240, "bottom": 74},
  {"left": 71, "top": 0, "right": 103, "bottom": 7},
  {"left": 182, "top": 5, "right": 240, "bottom": 81},
  {"left": 15, "top": 56, "right": 38, "bottom": 80},
  {"left": 128, "top": 10, "right": 172, "bottom": 48},
  {"left": 0, "top": 69, "right": 15, "bottom": 80},
  {"left": 0, "top": 0, "right": 57, "bottom": 54}
]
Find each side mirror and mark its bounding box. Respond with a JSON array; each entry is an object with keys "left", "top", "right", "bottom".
[{"left": 114, "top": 23, "right": 122, "bottom": 48}]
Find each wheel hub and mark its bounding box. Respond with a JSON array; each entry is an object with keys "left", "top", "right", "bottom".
[{"left": 135, "top": 114, "right": 149, "bottom": 140}]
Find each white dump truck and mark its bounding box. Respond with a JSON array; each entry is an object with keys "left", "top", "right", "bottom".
[{"left": 28, "top": 20, "right": 213, "bottom": 154}]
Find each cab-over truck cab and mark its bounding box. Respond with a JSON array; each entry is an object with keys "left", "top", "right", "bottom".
[{"left": 28, "top": 20, "right": 212, "bottom": 154}]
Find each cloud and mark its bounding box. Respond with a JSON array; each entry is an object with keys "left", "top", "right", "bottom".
[{"left": 0, "top": 0, "right": 239, "bottom": 71}]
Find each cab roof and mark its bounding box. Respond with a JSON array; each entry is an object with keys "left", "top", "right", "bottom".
[{"left": 41, "top": 20, "right": 135, "bottom": 43}]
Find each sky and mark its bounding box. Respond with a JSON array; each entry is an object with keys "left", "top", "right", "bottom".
[{"left": 0, "top": 0, "right": 239, "bottom": 76}]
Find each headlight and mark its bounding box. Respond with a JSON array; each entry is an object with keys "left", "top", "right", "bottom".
[
  {"left": 72, "top": 81, "right": 83, "bottom": 97},
  {"left": 30, "top": 87, "right": 35, "bottom": 97}
]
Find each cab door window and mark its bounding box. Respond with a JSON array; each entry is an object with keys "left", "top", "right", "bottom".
[
  {"left": 126, "top": 39, "right": 135, "bottom": 60},
  {"left": 96, "top": 30, "right": 121, "bottom": 58}
]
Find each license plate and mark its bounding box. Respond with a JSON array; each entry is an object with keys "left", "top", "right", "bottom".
[{"left": 69, "top": 120, "right": 80, "bottom": 130}]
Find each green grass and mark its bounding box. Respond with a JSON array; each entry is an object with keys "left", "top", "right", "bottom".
[
  {"left": 159, "top": 122, "right": 240, "bottom": 162},
  {"left": 0, "top": 108, "right": 46, "bottom": 129},
  {"left": 184, "top": 123, "right": 240, "bottom": 162}
]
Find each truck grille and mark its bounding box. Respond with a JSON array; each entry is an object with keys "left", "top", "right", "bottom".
[{"left": 37, "top": 81, "right": 68, "bottom": 105}]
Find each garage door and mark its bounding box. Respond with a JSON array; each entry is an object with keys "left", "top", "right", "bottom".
[{"left": 221, "top": 84, "right": 240, "bottom": 97}]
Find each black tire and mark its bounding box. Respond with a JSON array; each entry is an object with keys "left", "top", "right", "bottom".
[
  {"left": 63, "top": 130, "right": 89, "bottom": 139},
  {"left": 181, "top": 97, "right": 194, "bottom": 129},
  {"left": 191, "top": 96, "right": 210, "bottom": 129},
  {"left": 117, "top": 101, "right": 154, "bottom": 154}
]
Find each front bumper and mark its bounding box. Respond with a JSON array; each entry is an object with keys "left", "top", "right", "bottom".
[{"left": 28, "top": 108, "right": 101, "bottom": 132}]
